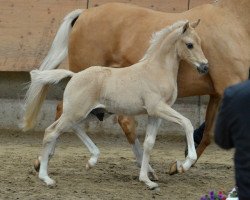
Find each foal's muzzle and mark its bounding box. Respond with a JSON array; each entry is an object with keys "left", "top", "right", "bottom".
[{"left": 197, "top": 62, "right": 209, "bottom": 74}]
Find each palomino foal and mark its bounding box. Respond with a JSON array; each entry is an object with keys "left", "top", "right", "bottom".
[{"left": 22, "top": 20, "right": 208, "bottom": 189}]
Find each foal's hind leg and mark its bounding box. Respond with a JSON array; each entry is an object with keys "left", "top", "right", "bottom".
[
  {"left": 73, "top": 125, "right": 100, "bottom": 170},
  {"left": 153, "top": 102, "right": 197, "bottom": 175},
  {"left": 34, "top": 144, "right": 56, "bottom": 173},
  {"left": 34, "top": 101, "right": 63, "bottom": 172},
  {"left": 38, "top": 119, "right": 65, "bottom": 186},
  {"left": 118, "top": 115, "right": 158, "bottom": 181}
]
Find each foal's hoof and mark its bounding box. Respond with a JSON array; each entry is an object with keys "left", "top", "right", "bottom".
[
  {"left": 139, "top": 176, "right": 159, "bottom": 190},
  {"left": 44, "top": 178, "right": 56, "bottom": 187},
  {"left": 39, "top": 175, "right": 56, "bottom": 187},
  {"left": 169, "top": 161, "right": 178, "bottom": 175},
  {"left": 46, "top": 179, "right": 56, "bottom": 187},
  {"left": 86, "top": 161, "right": 93, "bottom": 170},
  {"left": 34, "top": 159, "right": 40, "bottom": 172},
  {"left": 169, "top": 161, "right": 185, "bottom": 175},
  {"left": 86, "top": 163, "right": 91, "bottom": 170},
  {"left": 147, "top": 182, "right": 159, "bottom": 190},
  {"left": 148, "top": 172, "right": 159, "bottom": 181}
]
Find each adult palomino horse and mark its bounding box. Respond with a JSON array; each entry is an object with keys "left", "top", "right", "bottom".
[
  {"left": 22, "top": 21, "right": 208, "bottom": 188},
  {"left": 28, "top": 0, "right": 249, "bottom": 175}
]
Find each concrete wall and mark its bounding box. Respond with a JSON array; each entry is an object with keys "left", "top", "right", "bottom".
[
  {"left": 0, "top": 0, "right": 212, "bottom": 134},
  {"left": 0, "top": 72, "right": 209, "bottom": 134}
]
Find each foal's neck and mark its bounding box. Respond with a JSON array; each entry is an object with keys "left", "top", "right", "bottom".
[{"left": 146, "top": 40, "right": 180, "bottom": 81}]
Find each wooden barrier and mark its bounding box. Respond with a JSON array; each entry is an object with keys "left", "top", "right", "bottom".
[
  {"left": 0, "top": 0, "right": 86, "bottom": 71},
  {"left": 88, "top": 0, "right": 188, "bottom": 12},
  {"left": 189, "top": 0, "right": 214, "bottom": 8},
  {"left": 0, "top": 0, "right": 212, "bottom": 72}
]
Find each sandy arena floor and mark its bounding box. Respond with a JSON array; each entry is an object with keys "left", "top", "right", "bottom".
[{"left": 0, "top": 130, "right": 235, "bottom": 200}]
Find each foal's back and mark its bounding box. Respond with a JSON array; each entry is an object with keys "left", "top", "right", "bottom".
[{"left": 64, "top": 63, "right": 149, "bottom": 115}]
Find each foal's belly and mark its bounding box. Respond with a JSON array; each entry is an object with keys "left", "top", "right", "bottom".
[{"left": 100, "top": 95, "right": 146, "bottom": 116}]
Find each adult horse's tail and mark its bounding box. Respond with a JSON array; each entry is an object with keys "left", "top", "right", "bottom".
[
  {"left": 22, "top": 69, "right": 75, "bottom": 131},
  {"left": 39, "top": 9, "right": 83, "bottom": 70}
]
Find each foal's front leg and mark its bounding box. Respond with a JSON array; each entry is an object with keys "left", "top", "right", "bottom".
[
  {"left": 118, "top": 115, "right": 158, "bottom": 181},
  {"left": 155, "top": 102, "right": 197, "bottom": 174},
  {"left": 139, "top": 116, "right": 161, "bottom": 189}
]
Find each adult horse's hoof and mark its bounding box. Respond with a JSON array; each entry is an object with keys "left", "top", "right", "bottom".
[{"left": 34, "top": 158, "right": 40, "bottom": 172}]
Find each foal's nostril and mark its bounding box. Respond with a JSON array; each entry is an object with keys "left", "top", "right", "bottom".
[
  {"left": 203, "top": 65, "right": 208, "bottom": 72},
  {"left": 201, "top": 62, "right": 208, "bottom": 69},
  {"left": 197, "top": 63, "right": 209, "bottom": 74}
]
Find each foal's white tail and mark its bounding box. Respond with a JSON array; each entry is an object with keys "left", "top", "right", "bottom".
[
  {"left": 22, "top": 69, "right": 75, "bottom": 131},
  {"left": 22, "top": 9, "right": 83, "bottom": 131},
  {"left": 39, "top": 9, "right": 83, "bottom": 70}
]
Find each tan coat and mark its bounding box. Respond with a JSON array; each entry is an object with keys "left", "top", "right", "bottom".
[
  {"left": 25, "top": 0, "right": 249, "bottom": 173},
  {"left": 67, "top": 0, "right": 250, "bottom": 159},
  {"left": 22, "top": 21, "right": 207, "bottom": 188}
]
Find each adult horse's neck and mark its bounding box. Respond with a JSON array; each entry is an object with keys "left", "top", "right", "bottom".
[{"left": 218, "top": 0, "right": 250, "bottom": 32}]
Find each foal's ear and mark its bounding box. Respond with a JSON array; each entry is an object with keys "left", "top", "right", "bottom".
[
  {"left": 182, "top": 21, "right": 189, "bottom": 34},
  {"left": 190, "top": 19, "right": 201, "bottom": 29}
]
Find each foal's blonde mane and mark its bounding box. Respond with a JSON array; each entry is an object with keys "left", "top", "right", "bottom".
[{"left": 140, "top": 20, "right": 188, "bottom": 61}]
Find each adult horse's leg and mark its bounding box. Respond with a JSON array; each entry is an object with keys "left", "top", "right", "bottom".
[
  {"left": 195, "top": 94, "right": 221, "bottom": 159},
  {"left": 118, "top": 115, "right": 158, "bottom": 181},
  {"left": 118, "top": 116, "right": 141, "bottom": 164}
]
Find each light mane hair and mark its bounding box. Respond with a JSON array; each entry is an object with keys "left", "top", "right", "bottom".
[{"left": 140, "top": 20, "right": 188, "bottom": 61}]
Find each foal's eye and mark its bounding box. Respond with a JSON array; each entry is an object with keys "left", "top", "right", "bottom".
[{"left": 186, "top": 43, "right": 193, "bottom": 49}]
